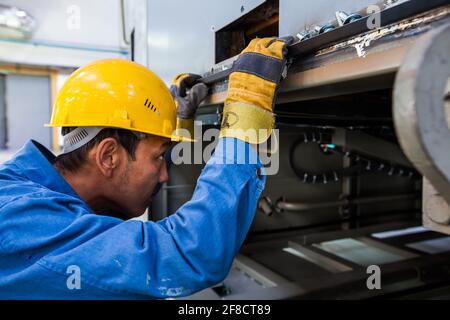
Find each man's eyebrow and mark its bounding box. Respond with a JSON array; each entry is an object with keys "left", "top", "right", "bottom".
[{"left": 160, "top": 141, "right": 173, "bottom": 151}]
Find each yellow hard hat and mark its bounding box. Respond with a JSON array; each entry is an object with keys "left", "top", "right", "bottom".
[{"left": 46, "top": 59, "right": 188, "bottom": 142}]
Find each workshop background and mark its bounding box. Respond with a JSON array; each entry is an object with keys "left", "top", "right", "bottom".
[
  {"left": 0, "top": 0, "right": 269, "bottom": 162},
  {"left": 1, "top": 0, "right": 450, "bottom": 299}
]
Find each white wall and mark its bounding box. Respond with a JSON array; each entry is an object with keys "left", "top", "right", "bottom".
[
  {"left": 146, "top": 0, "right": 265, "bottom": 84},
  {"left": 5, "top": 74, "right": 52, "bottom": 149}
]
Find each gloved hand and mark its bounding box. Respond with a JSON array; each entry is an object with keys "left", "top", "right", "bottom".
[
  {"left": 170, "top": 73, "right": 208, "bottom": 140},
  {"left": 220, "top": 36, "right": 293, "bottom": 144}
]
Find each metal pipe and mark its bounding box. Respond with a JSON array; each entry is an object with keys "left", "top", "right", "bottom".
[
  {"left": 277, "top": 199, "right": 348, "bottom": 211},
  {"left": 276, "top": 194, "right": 417, "bottom": 212},
  {"left": 120, "top": 0, "right": 130, "bottom": 45}
]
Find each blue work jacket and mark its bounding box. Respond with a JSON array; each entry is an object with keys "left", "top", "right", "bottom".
[{"left": 0, "top": 137, "right": 265, "bottom": 299}]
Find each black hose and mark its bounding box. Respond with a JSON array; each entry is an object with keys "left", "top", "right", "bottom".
[{"left": 289, "top": 130, "right": 418, "bottom": 184}]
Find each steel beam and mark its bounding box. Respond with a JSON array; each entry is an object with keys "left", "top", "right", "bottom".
[
  {"left": 201, "top": 0, "right": 450, "bottom": 86},
  {"left": 201, "top": 7, "right": 450, "bottom": 107}
]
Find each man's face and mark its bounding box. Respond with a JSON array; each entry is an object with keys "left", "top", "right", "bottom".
[{"left": 113, "top": 136, "right": 171, "bottom": 218}]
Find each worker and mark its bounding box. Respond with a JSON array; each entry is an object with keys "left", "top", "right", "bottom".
[{"left": 0, "top": 37, "right": 291, "bottom": 299}]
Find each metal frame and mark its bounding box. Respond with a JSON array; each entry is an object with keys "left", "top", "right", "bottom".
[
  {"left": 285, "top": 241, "right": 353, "bottom": 273},
  {"left": 164, "top": 1, "right": 450, "bottom": 300},
  {"left": 201, "top": 0, "right": 450, "bottom": 86},
  {"left": 200, "top": 5, "right": 450, "bottom": 108},
  {"left": 243, "top": 222, "right": 450, "bottom": 299}
]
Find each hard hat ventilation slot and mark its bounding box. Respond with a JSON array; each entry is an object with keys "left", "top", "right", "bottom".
[
  {"left": 66, "top": 128, "right": 88, "bottom": 146},
  {"left": 61, "top": 126, "right": 105, "bottom": 155},
  {"left": 144, "top": 98, "right": 158, "bottom": 113}
]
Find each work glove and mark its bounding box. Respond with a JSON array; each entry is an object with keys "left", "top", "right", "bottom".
[
  {"left": 170, "top": 73, "right": 208, "bottom": 140},
  {"left": 220, "top": 36, "right": 293, "bottom": 144}
]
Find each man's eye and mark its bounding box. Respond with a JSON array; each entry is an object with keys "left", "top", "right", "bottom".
[{"left": 157, "top": 155, "right": 164, "bottom": 161}]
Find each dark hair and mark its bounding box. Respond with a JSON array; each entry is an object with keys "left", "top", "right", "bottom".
[{"left": 54, "top": 127, "right": 140, "bottom": 172}]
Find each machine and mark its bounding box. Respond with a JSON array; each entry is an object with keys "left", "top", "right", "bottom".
[{"left": 143, "top": 0, "right": 450, "bottom": 299}]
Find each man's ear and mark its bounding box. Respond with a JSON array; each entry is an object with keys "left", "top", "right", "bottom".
[{"left": 94, "top": 137, "right": 122, "bottom": 178}]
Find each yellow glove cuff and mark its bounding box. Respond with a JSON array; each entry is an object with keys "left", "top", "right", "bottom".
[
  {"left": 220, "top": 103, "right": 275, "bottom": 144},
  {"left": 172, "top": 73, "right": 191, "bottom": 87}
]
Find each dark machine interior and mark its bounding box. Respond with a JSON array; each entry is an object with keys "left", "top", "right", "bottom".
[
  {"left": 152, "top": 85, "right": 450, "bottom": 299},
  {"left": 151, "top": 0, "right": 450, "bottom": 299}
]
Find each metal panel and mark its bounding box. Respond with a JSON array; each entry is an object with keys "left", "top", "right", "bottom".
[
  {"left": 406, "top": 236, "right": 450, "bottom": 254},
  {"left": 201, "top": 0, "right": 450, "bottom": 90},
  {"left": 146, "top": 0, "right": 265, "bottom": 84},
  {"left": 284, "top": 242, "right": 353, "bottom": 273},
  {"left": 372, "top": 226, "right": 428, "bottom": 239},
  {"left": 5, "top": 74, "right": 52, "bottom": 150},
  {"left": 313, "top": 237, "right": 418, "bottom": 266},
  {"left": 201, "top": 6, "right": 450, "bottom": 106}
]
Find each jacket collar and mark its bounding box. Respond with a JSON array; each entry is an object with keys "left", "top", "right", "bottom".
[{"left": 7, "top": 140, "right": 81, "bottom": 200}]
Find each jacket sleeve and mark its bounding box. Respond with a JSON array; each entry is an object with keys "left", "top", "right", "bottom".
[{"left": 1, "top": 138, "right": 265, "bottom": 299}]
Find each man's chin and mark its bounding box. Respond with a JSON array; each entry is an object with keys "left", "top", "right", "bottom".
[{"left": 129, "top": 200, "right": 153, "bottom": 219}]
